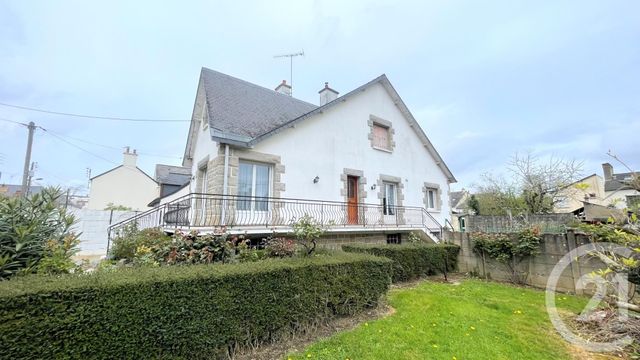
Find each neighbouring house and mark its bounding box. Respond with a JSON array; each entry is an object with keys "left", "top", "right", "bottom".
[
  {"left": 87, "top": 147, "right": 158, "bottom": 211},
  {"left": 449, "top": 189, "right": 470, "bottom": 232},
  {"left": 110, "top": 68, "right": 456, "bottom": 244},
  {"left": 147, "top": 164, "right": 191, "bottom": 207},
  {"left": 553, "top": 174, "right": 605, "bottom": 214},
  {"left": 0, "top": 184, "right": 43, "bottom": 197},
  {"left": 602, "top": 163, "right": 640, "bottom": 210}
]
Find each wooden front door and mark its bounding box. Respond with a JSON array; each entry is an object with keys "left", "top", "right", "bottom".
[{"left": 347, "top": 176, "right": 359, "bottom": 224}]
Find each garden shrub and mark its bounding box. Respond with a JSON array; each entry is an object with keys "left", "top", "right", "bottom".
[
  {"left": 342, "top": 243, "right": 460, "bottom": 282},
  {"left": 471, "top": 226, "right": 541, "bottom": 284},
  {"left": 0, "top": 252, "right": 391, "bottom": 359},
  {"left": 0, "top": 188, "right": 79, "bottom": 279},
  {"left": 109, "top": 225, "right": 171, "bottom": 260}
]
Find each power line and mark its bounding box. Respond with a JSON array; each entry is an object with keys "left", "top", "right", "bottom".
[
  {"left": 39, "top": 127, "right": 120, "bottom": 166},
  {"left": 0, "top": 117, "right": 29, "bottom": 126},
  {"left": 0, "top": 101, "right": 190, "bottom": 122},
  {"left": 43, "top": 128, "right": 182, "bottom": 159}
]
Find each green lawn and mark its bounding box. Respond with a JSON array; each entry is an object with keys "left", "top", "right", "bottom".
[{"left": 287, "top": 279, "right": 588, "bottom": 360}]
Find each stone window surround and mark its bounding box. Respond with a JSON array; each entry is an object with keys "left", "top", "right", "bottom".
[
  {"left": 206, "top": 146, "right": 285, "bottom": 198},
  {"left": 340, "top": 168, "right": 367, "bottom": 204},
  {"left": 367, "top": 115, "right": 396, "bottom": 152},
  {"left": 375, "top": 174, "right": 405, "bottom": 208},
  {"left": 377, "top": 174, "right": 405, "bottom": 224},
  {"left": 423, "top": 182, "right": 442, "bottom": 212}
]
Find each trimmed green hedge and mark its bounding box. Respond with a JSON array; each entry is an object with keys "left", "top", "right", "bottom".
[
  {"left": 0, "top": 253, "right": 391, "bottom": 359},
  {"left": 342, "top": 243, "right": 460, "bottom": 282}
]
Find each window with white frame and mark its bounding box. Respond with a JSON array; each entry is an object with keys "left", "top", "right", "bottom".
[
  {"left": 425, "top": 187, "right": 437, "bottom": 210},
  {"left": 383, "top": 182, "right": 397, "bottom": 215},
  {"left": 237, "top": 161, "right": 271, "bottom": 211}
]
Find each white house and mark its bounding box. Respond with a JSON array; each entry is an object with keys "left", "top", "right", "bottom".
[
  {"left": 87, "top": 148, "right": 158, "bottom": 211},
  {"left": 553, "top": 174, "right": 606, "bottom": 213},
  {"left": 602, "top": 163, "right": 640, "bottom": 210},
  {"left": 112, "top": 68, "right": 456, "bottom": 244}
]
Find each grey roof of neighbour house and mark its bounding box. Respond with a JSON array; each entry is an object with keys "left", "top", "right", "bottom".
[
  {"left": 201, "top": 68, "right": 317, "bottom": 140},
  {"left": 449, "top": 191, "right": 466, "bottom": 209},
  {"left": 605, "top": 172, "right": 637, "bottom": 192},
  {"left": 0, "top": 184, "right": 44, "bottom": 197},
  {"left": 155, "top": 164, "right": 191, "bottom": 186}
]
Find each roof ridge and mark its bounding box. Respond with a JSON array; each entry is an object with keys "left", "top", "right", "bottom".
[{"left": 201, "top": 67, "right": 317, "bottom": 109}]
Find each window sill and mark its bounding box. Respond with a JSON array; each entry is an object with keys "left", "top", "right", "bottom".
[
  {"left": 372, "top": 146, "right": 393, "bottom": 153},
  {"left": 426, "top": 209, "right": 441, "bottom": 213}
]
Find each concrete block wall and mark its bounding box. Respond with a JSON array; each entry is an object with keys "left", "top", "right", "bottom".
[
  {"left": 70, "top": 209, "right": 139, "bottom": 257},
  {"left": 450, "top": 230, "right": 606, "bottom": 294}
]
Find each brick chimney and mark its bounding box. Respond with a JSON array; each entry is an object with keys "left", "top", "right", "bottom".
[
  {"left": 123, "top": 147, "right": 138, "bottom": 167},
  {"left": 274, "top": 80, "right": 292, "bottom": 96},
  {"left": 318, "top": 82, "right": 339, "bottom": 106},
  {"left": 602, "top": 163, "right": 613, "bottom": 180}
]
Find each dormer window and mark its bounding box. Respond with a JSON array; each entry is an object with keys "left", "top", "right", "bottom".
[{"left": 368, "top": 115, "right": 395, "bottom": 152}]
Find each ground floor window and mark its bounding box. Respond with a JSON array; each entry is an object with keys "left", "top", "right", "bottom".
[
  {"left": 386, "top": 233, "right": 402, "bottom": 244},
  {"left": 425, "top": 188, "right": 437, "bottom": 209},
  {"left": 237, "top": 161, "right": 271, "bottom": 211},
  {"left": 383, "top": 182, "right": 397, "bottom": 215}
]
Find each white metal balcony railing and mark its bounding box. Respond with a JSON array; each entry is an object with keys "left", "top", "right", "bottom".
[{"left": 107, "top": 193, "right": 443, "bottom": 244}]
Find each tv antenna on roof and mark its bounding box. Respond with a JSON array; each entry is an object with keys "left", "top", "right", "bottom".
[{"left": 274, "top": 50, "right": 304, "bottom": 96}]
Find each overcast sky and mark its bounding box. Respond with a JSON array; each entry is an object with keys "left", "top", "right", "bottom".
[{"left": 0, "top": 0, "right": 638, "bottom": 193}]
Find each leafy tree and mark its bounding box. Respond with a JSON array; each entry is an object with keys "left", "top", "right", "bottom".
[
  {"left": 474, "top": 152, "right": 583, "bottom": 215},
  {"left": 467, "top": 194, "right": 480, "bottom": 215},
  {"left": 0, "top": 188, "right": 79, "bottom": 279}
]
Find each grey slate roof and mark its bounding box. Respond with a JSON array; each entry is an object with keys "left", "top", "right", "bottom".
[
  {"left": 450, "top": 191, "right": 465, "bottom": 209},
  {"left": 201, "top": 68, "right": 317, "bottom": 140},
  {"left": 155, "top": 164, "right": 191, "bottom": 186},
  {"left": 605, "top": 172, "right": 637, "bottom": 192}
]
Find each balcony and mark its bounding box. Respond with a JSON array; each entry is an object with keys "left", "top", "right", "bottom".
[{"left": 107, "top": 193, "right": 443, "bottom": 242}]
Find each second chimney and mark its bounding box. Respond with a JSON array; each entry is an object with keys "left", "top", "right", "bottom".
[
  {"left": 275, "top": 80, "right": 292, "bottom": 96},
  {"left": 319, "top": 82, "right": 339, "bottom": 106},
  {"left": 602, "top": 163, "right": 613, "bottom": 180},
  {"left": 123, "top": 147, "right": 138, "bottom": 167}
]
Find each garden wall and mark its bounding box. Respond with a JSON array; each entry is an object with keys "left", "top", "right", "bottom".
[
  {"left": 464, "top": 214, "right": 573, "bottom": 233},
  {"left": 450, "top": 230, "right": 605, "bottom": 293},
  {"left": 70, "top": 209, "right": 139, "bottom": 259}
]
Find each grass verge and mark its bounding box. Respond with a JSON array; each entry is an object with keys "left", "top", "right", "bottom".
[{"left": 287, "top": 279, "right": 592, "bottom": 360}]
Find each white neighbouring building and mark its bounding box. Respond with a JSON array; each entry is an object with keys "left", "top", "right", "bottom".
[
  {"left": 602, "top": 163, "right": 640, "bottom": 210},
  {"left": 87, "top": 148, "right": 158, "bottom": 211},
  {"left": 112, "top": 68, "right": 456, "bottom": 244}
]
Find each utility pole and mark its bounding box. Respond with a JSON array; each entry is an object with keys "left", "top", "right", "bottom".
[
  {"left": 274, "top": 50, "right": 304, "bottom": 96},
  {"left": 21, "top": 121, "right": 36, "bottom": 196}
]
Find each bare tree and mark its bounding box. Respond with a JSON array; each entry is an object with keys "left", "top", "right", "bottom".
[{"left": 508, "top": 152, "right": 583, "bottom": 214}]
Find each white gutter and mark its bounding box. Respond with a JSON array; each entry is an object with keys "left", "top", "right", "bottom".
[{"left": 221, "top": 144, "right": 230, "bottom": 225}]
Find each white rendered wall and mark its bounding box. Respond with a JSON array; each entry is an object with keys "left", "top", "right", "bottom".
[
  {"left": 87, "top": 166, "right": 158, "bottom": 211},
  {"left": 71, "top": 209, "right": 139, "bottom": 257},
  {"left": 251, "top": 83, "right": 452, "bottom": 225},
  {"left": 605, "top": 189, "right": 640, "bottom": 209}
]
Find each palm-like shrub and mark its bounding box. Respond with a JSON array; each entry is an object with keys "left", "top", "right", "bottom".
[{"left": 0, "top": 188, "right": 78, "bottom": 279}]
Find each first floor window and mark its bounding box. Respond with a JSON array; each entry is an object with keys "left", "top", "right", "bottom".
[
  {"left": 372, "top": 123, "right": 391, "bottom": 150},
  {"left": 237, "top": 161, "right": 271, "bottom": 211},
  {"left": 383, "top": 182, "right": 397, "bottom": 215},
  {"left": 426, "top": 188, "right": 437, "bottom": 209}
]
